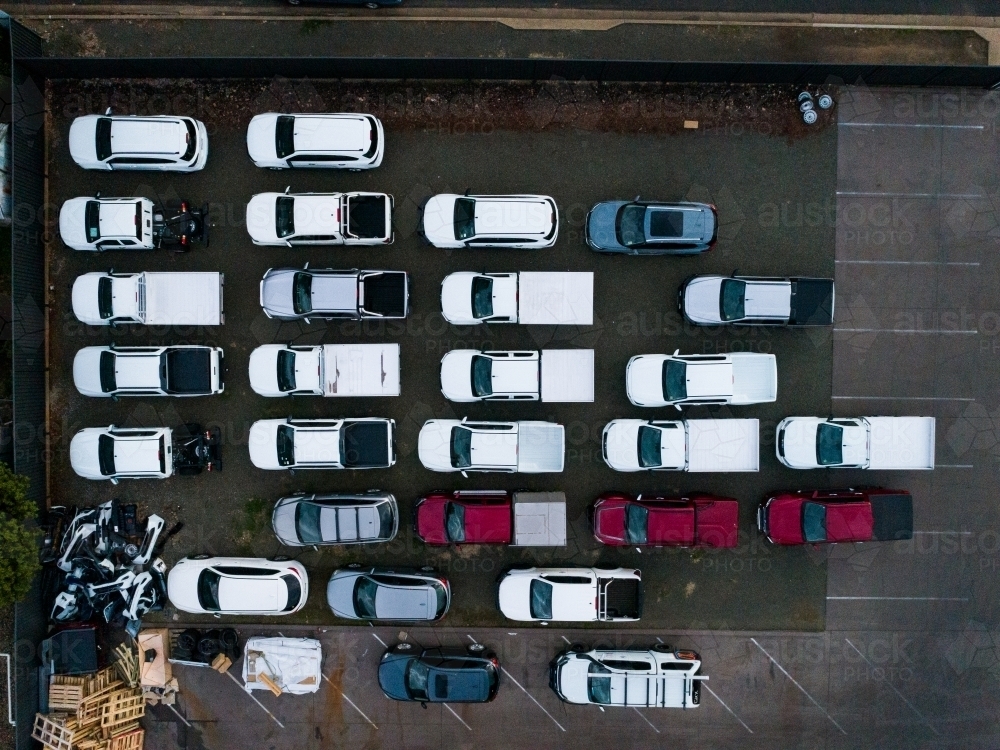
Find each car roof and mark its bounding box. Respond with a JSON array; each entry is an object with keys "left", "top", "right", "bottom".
[
  {"left": 316, "top": 505, "right": 382, "bottom": 542},
  {"left": 112, "top": 351, "right": 160, "bottom": 389},
  {"left": 472, "top": 197, "right": 554, "bottom": 237},
  {"left": 293, "top": 115, "right": 370, "bottom": 154},
  {"left": 426, "top": 662, "right": 491, "bottom": 701},
  {"left": 110, "top": 117, "right": 188, "bottom": 157},
  {"left": 112, "top": 434, "right": 162, "bottom": 474},
  {"left": 490, "top": 358, "right": 539, "bottom": 394},
  {"left": 292, "top": 426, "right": 341, "bottom": 465},
  {"left": 217, "top": 576, "right": 282, "bottom": 612},
  {"left": 99, "top": 201, "right": 141, "bottom": 240},
  {"left": 310, "top": 273, "right": 357, "bottom": 312},
  {"left": 683, "top": 360, "right": 734, "bottom": 398},
  {"left": 644, "top": 204, "right": 711, "bottom": 242},
  {"left": 374, "top": 580, "right": 434, "bottom": 619},
  {"left": 743, "top": 280, "right": 792, "bottom": 318},
  {"left": 292, "top": 195, "right": 340, "bottom": 235}
]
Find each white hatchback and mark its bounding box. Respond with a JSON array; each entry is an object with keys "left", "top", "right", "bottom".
[
  {"left": 246, "top": 113, "right": 384, "bottom": 169},
  {"left": 167, "top": 556, "right": 308, "bottom": 616},
  {"left": 59, "top": 196, "right": 155, "bottom": 251},
  {"left": 422, "top": 194, "right": 558, "bottom": 249},
  {"left": 69, "top": 113, "right": 208, "bottom": 171}
]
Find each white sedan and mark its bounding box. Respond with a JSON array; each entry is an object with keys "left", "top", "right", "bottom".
[
  {"left": 167, "top": 556, "right": 308, "bottom": 615},
  {"left": 59, "top": 196, "right": 155, "bottom": 251},
  {"left": 422, "top": 194, "right": 558, "bottom": 249},
  {"left": 246, "top": 113, "right": 384, "bottom": 169}
]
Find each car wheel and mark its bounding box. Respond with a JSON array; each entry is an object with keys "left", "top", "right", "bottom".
[
  {"left": 569, "top": 643, "right": 588, "bottom": 653},
  {"left": 347, "top": 563, "right": 362, "bottom": 569},
  {"left": 268, "top": 555, "right": 290, "bottom": 562},
  {"left": 189, "top": 554, "right": 210, "bottom": 560},
  {"left": 394, "top": 642, "right": 414, "bottom": 652},
  {"left": 652, "top": 643, "right": 673, "bottom": 653},
  {"left": 467, "top": 643, "right": 486, "bottom": 654}
]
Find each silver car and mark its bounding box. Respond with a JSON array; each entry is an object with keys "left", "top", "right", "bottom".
[
  {"left": 259, "top": 266, "right": 409, "bottom": 322},
  {"left": 326, "top": 566, "right": 451, "bottom": 621},
  {"left": 272, "top": 492, "right": 398, "bottom": 546}
]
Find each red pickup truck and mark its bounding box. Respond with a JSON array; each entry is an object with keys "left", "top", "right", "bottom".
[
  {"left": 591, "top": 492, "right": 739, "bottom": 548},
  {"left": 758, "top": 488, "right": 913, "bottom": 545}
]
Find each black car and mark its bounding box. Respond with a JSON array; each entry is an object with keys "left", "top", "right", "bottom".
[{"left": 378, "top": 643, "right": 500, "bottom": 703}]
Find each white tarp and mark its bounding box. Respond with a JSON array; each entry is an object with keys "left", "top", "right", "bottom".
[
  {"left": 243, "top": 637, "right": 322, "bottom": 695},
  {"left": 686, "top": 419, "right": 760, "bottom": 473},
  {"left": 866, "top": 417, "right": 935, "bottom": 470},
  {"left": 540, "top": 349, "right": 594, "bottom": 402},
  {"left": 512, "top": 491, "right": 567, "bottom": 546},
  {"left": 143, "top": 272, "right": 223, "bottom": 325},
  {"left": 518, "top": 272, "right": 593, "bottom": 325},
  {"left": 323, "top": 344, "right": 401, "bottom": 396},
  {"left": 516, "top": 422, "right": 565, "bottom": 472}
]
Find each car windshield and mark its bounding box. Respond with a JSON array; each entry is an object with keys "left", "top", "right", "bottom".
[
  {"left": 353, "top": 576, "right": 379, "bottom": 619},
  {"left": 454, "top": 197, "right": 476, "bottom": 240},
  {"left": 85, "top": 201, "right": 101, "bottom": 242},
  {"left": 662, "top": 359, "right": 687, "bottom": 401},
  {"left": 406, "top": 660, "right": 430, "bottom": 701},
  {"left": 97, "top": 434, "right": 116, "bottom": 476},
  {"left": 434, "top": 582, "right": 449, "bottom": 618},
  {"left": 292, "top": 272, "right": 312, "bottom": 315},
  {"left": 97, "top": 277, "right": 114, "bottom": 319},
  {"left": 295, "top": 502, "right": 322, "bottom": 544},
  {"left": 197, "top": 569, "right": 221, "bottom": 611},
  {"left": 282, "top": 574, "right": 301, "bottom": 612},
  {"left": 95, "top": 118, "right": 112, "bottom": 161},
  {"left": 471, "top": 276, "right": 493, "bottom": 319},
  {"left": 276, "top": 424, "right": 295, "bottom": 467},
  {"left": 450, "top": 427, "right": 472, "bottom": 468},
  {"left": 445, "top": 502, "right": 466, "bottom": 542},
  {"left": 276, "top": 196, "right": 295, "bottom": 238},
  {"left": 802, "top": 502, "right": 828, "bottom": 542},
  {"left": 182, "top": 120, "right": 197, "bottom": 162},
  {"left": 617, "top": 204, "right": 647, "bottom": 247},
  {"left": 471, "top": 356, "right": 493, "bottom": 397},
  {"left": 625, "top": 504, "right": 649, "bottom": 544},
  {"left": 637, "top": 426, "right": 662, "bottom": 468},
  {"left": 98, "top": 351, "right": 116, "bottom": 393},
  {"left": 529, "top": 579, "right": 553, "bottom": 619},
  {"left": 720, "top": 279, "right": 746, "bottom": 321},
  {"left": 275, "top": 115, "right": 295, "bottom": 159},
  {"left": 816, "top": 423, "right": 844, "bottom": 466},
  {"left": 377, "top": 503, "right": 395, "bottom": 539},
  {"left": 588, "top": 661, "right": 613, "bottom": 704},
  {"left": 276, "top": 350, "right": 296, "bottom": 392}
]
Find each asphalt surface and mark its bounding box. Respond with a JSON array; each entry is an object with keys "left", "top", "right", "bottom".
[{"left": 46, "top": 78, "right": 837, "bottom": 631}]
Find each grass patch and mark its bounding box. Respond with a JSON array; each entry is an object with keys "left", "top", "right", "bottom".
[{"left": 234, "top": 497, "right": 270, "bottom": 554}]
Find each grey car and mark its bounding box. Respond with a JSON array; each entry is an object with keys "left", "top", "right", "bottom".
[
  {"left": 326, "top": 566, "right": 451, "bottom": 621},
  {"left": 378, "top": 643, "right": 501, "bottom": 703},
  {"left": 259, "top": 266, "right": 409, "bottom": 322},
  {"left": 585, "top": 200, "right": 717, "bottom": 255},
  {"left": 271, "top": 491, "right": 398, "bottom": 547}
]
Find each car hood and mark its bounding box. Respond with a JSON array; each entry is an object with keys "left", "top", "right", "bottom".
[
  {"left": 248, "top": 345, "right": 283, "bottom": 396},
  {"left": 627, "top": 355, "right": 667, "bottom": 406},
  {"left": 603, "top": 421, "right": 642, "bottom": 471},
  {"left": 593, "top": 502, "right": 627, "bottom": 543},
  {"left": 416, "top": 497, "right": 448, "bottom": 544},
  {"left": 248, "top": 420, "right": 282, "bottom": 470},
  {"left": 778, "top": 418, "right": 821, "bottom": 468},
  {"left": 260, "top": 269, "right": 297, "bottom": 318},
  {"left": 59, "top": 197, "right": 90, "bottom": 248},
  {"left": 440, "top": 273, "right": 476, "bottom": 324},
  {"left": 246, "top": 113, "right": 279, "bottom": 163},
  {"left": 271, "top": 499, "right": 301, "bottom": 545},
  {"left": 586, "top": 201, "right": 627, "bottom": 251},
  {"left": 166, "top": 561, "right": 206, "bottom": 613},
  {"left": 327, "top": 571, "right": 362, "bottom": 618},
  {"left": 497, "top": 573, "right": 535, "bottom": 620},
  {"left": 72, "top": 273, "right": 106, "bottom": 325},
  {"left": 418, "top": 421, "right": 456, "bottom": 471},
  {"left": 439, "top": 350, "right": 476, "bottom": 400},
  {"left": 378, "top": 654, "right": 412, "bottom": 700},
  {"left": 554, "top": 656, "right": 591, "bottom": 703},
  {"left": 69, "top": 428, "right": 105, "bottom": 479},
  {"left": 684, "top": 276, "right": 724, "bottom": 324},
  {"left": 72, "top": 347, "right": 106, "bottom": 396},
  {"left": 69, "top": 116, "right": 99, "bottom": 165},
  {"left": 423, "top": 194, "right": 458, "bottom": 245},
  {"left": 246, "top": 193, "right": 281, "bottom": 243}
]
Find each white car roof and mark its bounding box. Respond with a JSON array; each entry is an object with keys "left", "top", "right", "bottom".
[
  {"left": 293, "top": 114, "right": 371, "bottom": 154},
  {"left": 112, "top": 351, "right": 161, "bottom": 390},
  {"left": 472, "top": 197, "right": 554, "bottom": 237},
  {"left": 99, "top": 201, "right": 141, "bottom": 239},
  {"left": 292, "top": 195, "right": 341, "bottom": 235},
  {"left": 217, "top": 577, "right": 283, "bottom": 613},
  {"left": 110, "top": 117, "right": 188, "bottom": 157},
  {"left": 743, "top": 280, "right": 792, "bottom": 318},
  {"left": 113, "top": 435, "right": 164, "bottom": 474},
  {"left": 491, "top": 358, "right": 539, "bottom": 394},
  {"left": 685, "top": 361, "right": 734, "bottom": 398},
  {"left": 470, "top": 428, "right": 518, "bottom": 468},
  {"left": 292, "top": 426, "right": 342, "bottom": 466}
]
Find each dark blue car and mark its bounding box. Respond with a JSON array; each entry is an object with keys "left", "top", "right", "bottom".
[
  {"left": 378, "top": 643, "right": 501, "bottom": 703},
  {"left": 585, "top": 200, "right": 717, "bottom": 255}
]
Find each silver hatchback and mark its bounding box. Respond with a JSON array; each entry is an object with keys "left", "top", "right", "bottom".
[
  {"left": 327, "top": 566, "right": 451, "bottom": 621},
  {"left": 272, "top": 492, "right": 398, "bottom": 546}
]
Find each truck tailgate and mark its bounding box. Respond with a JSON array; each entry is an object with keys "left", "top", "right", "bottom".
[
  {"left": 516, "top": 422, "right": 565, "bottom": 472},
  {"left": 144, "top": 272, "right": 222, "bottom": 325},
  {"left": 686, "top": 419, "right": 759, "bottom": 472},
  {"left": 540, "top": 350, "right": 594, "bottom": 402},
  {"left": 729, "top": 353, "right": 777, "bottom": 404},
  {"left": 867, "top": 417, "right": 935, "bottom": 469},
  {"left": 323, "top": 344, "right": 400, "bottom": 397},
  {"left": 511, "top": 491, "right": 566, "bottom": 546},
  {"left": 518, "top": 272, "right": 593, "bottom": 325}
]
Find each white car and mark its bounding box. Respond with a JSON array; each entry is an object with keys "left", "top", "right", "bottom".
[
  {"left": 245, "top": 190, "right": 393, "bottom": 246},
  {"left": 626, "top": 351, "right": 777, "bottom": 409},
  {"left": 418, "top": 419, "right": 565, "bottom": 474},
  {"left": 602, "top": 419, "right": 684, "bottom": 472},
  {"left": 167, "top": 556, "right": 308, "bottom": 615},
  {"left": 550, "top": 646, "right": 703, "bottom": 708},
  {"left": 249, "top": 417, "right": 396, "bottom": 470},
  {"left": 73, "top": 345, "right": 224, "bottom": 398},
  {"left": 680, "top": 275, "right": 835, "bottom": 326},
  {"left": 496, "top": 567, "right": 642, "bottom": 622},
  {"left": 59, "top": 196, "right": 155, "bottom": 251},
  {"left": 69, "top": 113, "right": 208, "bottom": 171},
  {"left": 246, "top": 113, "right": 384, "bottom": 169},
  {"left": 422, "top": 194, "right": 558, "bottom": 249},
  {"left": 70, "top": 426, "right": 173, "bottom": 483}
]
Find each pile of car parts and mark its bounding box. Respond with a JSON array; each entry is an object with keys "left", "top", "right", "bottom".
[{"left": 42, "top": 500, "right": 177, "bottom": 634}]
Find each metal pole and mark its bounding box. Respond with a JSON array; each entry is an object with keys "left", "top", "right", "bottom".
[{"left": 0, "top": 653, "right": 14, "bottom": 725}]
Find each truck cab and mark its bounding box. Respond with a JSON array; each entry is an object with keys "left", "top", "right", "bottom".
[{"left": 497, "top": 567, "right": 642, "bottom": 622}]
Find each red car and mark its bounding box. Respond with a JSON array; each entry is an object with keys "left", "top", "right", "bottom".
[
  {"left": 415, "top": 491, "right": 512, "bottom": 545},
  {"left": 591, "top": 492, "right": 739, "bottom": 548},
  {"left": 758, "top": 488, "right": 912, "bottom": 545}
]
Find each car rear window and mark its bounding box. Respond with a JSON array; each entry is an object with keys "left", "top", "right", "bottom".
[
  {"left": 295, "top": 501, "right": 322, "bottom": 544},
  {"left": 85, "top": 201, "right": 101, "bottom": 241},
  {"left": 197, "top": 569, "right": 221, "bottom": 611},
  {"left": 434, "top": 582, "right": 449, "bottom": 618},
  {"left": 720, "top": 279, "right": 746, "bottom": 321},
  {"left": 471, "top": 276, "right": 493, "bottom": 319},
  {"left": 276, "top": 350, "right": 296, "bottom": 392},
  {"left": 454, "top": 198, "right": 476, "bottom": 240},
  {"left": 97, "top": 277, "right": 114, "bottom": 319},
  {"left": 98, "top": 351, "right": 117, "bottom": 393},
  {"left": 95, "top": 118, "right": 113, "bottom": 161},
  {"left": 471, "top": 355, "right": 492, "bottom": 397},
  {"left": 648, "top": 209, "right": 684, "bottom": 238},
  {"left": 450, "top": 427, "right": 472, "bottom": 469},
  {"left": 377, "top": 502, "right": 395, "bottom": 540},
  {"left": 587, "top": 661, "right": 612, "bottom": 704},
  {"left": 275, "top": 115, "right": 295, "bottom": 159},
  {"left": 282, "top": 573, "right": 301, "bottom": 612},
  {"left": 529, "top": 579, "right": 552, "bottom": 619},
  {"left": 625, "top": 504, "right": 649, "bottom": 544},
  {"left": 276, "top": 196, "right": 295, "bottom": 238},
  {"left": 816, "top": 423, "right": 843, "bottom": 466},
  {"left": 433, "top": 674, "right": 449, "bottom": 700},
  {"left": 97, "top": 434, "right": 116, "bottom": 476},
  {"left": 445, "top": 502, "right": 466, "bottom": 543},
  {"left": 662, "top": 359, "right": 687, "bottom": 402},
  {"left": 292, "top": 272, "right": 313, "bottom": 315},
  {"left": 363, "top": 116, "right": 379, "bottom": 159},
  {"left": 182, "top": 120, "right": 197, "bottom": 162},
  {"left": 802, "top": 502, "right": 828, "bottom": 542},
  {"left": 214, "top": 566, "right": 274, "bottom": 576},
  {"left": 637, "top": 426, "right": 662, "bottom": 469}
]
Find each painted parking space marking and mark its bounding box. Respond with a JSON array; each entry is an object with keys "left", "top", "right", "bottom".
[
  {"left": 224, "top": 671, "right": 285, "bottom": 728},
  {"left": 936, "top": 464, "right": 974, "bottom": 468},
  {"left": 702, "top": 684, "right": 753, "bottom": 734},
  {"left": 834, "top": 328, "right": 978, "bottom": 334},
  {"left": 844, "top": 639, "right": 939, "bottom": 736},
  {"left": 750, "top": 638, "right": 846, "bottom": 735},
  {"left": 561, "top": 636, "right": 572, "bottom": 645},
  {"left": 631, "top": 707, "right": 660, "bottom": 733},
  {"left": 836, "top": 191, "right": 984, "bottom": 198},
  {"left": 166, "top": 702, "right": 192, "bottom": 727},
  {"left": 839, "top": 123, "right": 985, "bottom": 130},
  {"left": 322, "top": 674, "right": 378, "bottom": 730},
  {"left": 828, "top": 596, "right": 969, "bottom": 602},
  {"left": 912, "top": 531, "right": 974, "bottom": 535},
  {"left": 835, "top": 260, "right": 980, "bottom": 267},
  {"left": 831, "top": 395, "right": 975, "bottom": 401},
  {"left": 500, "top": 667, "right": 566, "bottom": 732},
  {"left": 372, "top": 633, "right": 388, "bottom": 648},
  {"left": 444, "top": 703, "right": 472, "bottom": 731}
]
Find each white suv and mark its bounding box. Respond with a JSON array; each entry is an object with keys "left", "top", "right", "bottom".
[
  {"left": 70, "top": 426, "right": 173, "bottom": 482},
  {"left": 59, "top": 196, "right": 155, "bottom": 251},
  {"left": 246, "top": 113, "right": 384, "bottom": 169},
  {"left": 69, "top": 112, "right": 208, "bottom": 171},
  {"left": 422, "top": 194, "right": 558, "bottom": 249}
]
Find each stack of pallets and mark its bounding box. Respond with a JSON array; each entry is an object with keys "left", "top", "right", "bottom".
[{"left": 34, "top": 667, "right": 146, "bottom": 750}]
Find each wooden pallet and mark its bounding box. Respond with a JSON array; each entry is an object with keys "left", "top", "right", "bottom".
[
  {"left": 100, "top": 691, "right": 145, "bottom": 731},
  {"left": 31, "top": 713, "right": 73, "bottom": 750},
  {"left": 48, "top": 682, "right": 85, "bottom": 712},
  {"left": 77, "top": 681, "right": 124, "bottom": 725},
  {"left": 108, "top": 726, "right": 144, "bottom": 750},
  {"left": 86, "top": 667, "right": 119, "bottom": 695}
]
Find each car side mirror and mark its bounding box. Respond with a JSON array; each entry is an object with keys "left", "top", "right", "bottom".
[
  {"left": 673, "top": 349, "right": 680, "bottom": 356},
  {"left": 731, "top": 268, "right": 739, "bottom": 277},
  {"left": 421, "top": 702, "right": 428, "bottom": 710},
  {"left": 110, "top": 478, "right": 119, "bottom": 486},
  {"left": 105, "top": 107, "right": 113, "bottom": 115},
  {"left": 304, "top": 318, "right": 311, "bottom": 325},
  {"left": 95, "top": 191, "right": 101, "bottom": 199},
  {"left": 284, "top": 186, "right": 291, "bottom": 195},
  {"left": 464, "top": 188, "right": 471, "bottom": 196},
  {"left": 461, "top": 471, "right": 468, "bottom": 479},
  {"left": 303, "top": 261, "right": 309, "bottom": 269},
  {"left": 675, "top": 404, "right": 683, "bottom": 412}
]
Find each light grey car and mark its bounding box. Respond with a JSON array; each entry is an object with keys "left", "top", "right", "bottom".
[
  {"left": 585, "top": 200, "right": 717, "bottom": 255},
  {"left": 326, "top": 566, "right": 451, "bottom": 621},
  {"left": 259, "top": 266, "right": 409, "bottom": 322},
  {"left": 271, "top": 492, "right": 399, "bottom": 547}
]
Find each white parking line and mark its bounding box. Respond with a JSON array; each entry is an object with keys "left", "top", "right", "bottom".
[
  {"left": 750, "top": 639, "right": 846, "bottom": 735},
  {"left": 500, "top": 667, "right": 566, "bottom": 732},
  {"left": 467, "top": 634, "right": 478, "bottom": 644},
  {"left": 834, "top": 328, "right": 978, "bottom": 334},
  {"left": 443, "top": 703, "right": 473, "bottom": 731},
  {"left": 936, "top": 464, "right": 974, "bottom": 468},
  {"left": 166, "top": 703, "right": 192, "bottom": 727},
  {"left": 828, "top": 596, "right": 969, "bottom": 602},
  {"left": 835, "top": 260, "right": 980, "bottom": 267},
  {"left": 224, "top": 671, "right": 285, "bottom": 729},
  {"left": 702, "top": 684, "right": 753, "bottom": 734},
  {"left": 322, "top": 674, "right": 378, "bottom": 730},
  {"left": 844, "top": 639, "right": 940, "bottom": 736},
  {"left": 831, "top": 395, "right": 974, "bottom": 401},
  {"left": 839, "top": 122, "right": 984, "bottom": 129},
  {"left": 836, "top": 191, "right": 984, "bottom": 198},
  {"left": 372, "top": 633, "right": 387, "bottom": 648},
  {"left": 631, "top": 707, "right": 660, "bottom": 733},
  {"left": 561, "top": 636, "right": 572, "bottom": 645},
  {"left": 912, "top": 531, "right": 974, "bottom": 535}
]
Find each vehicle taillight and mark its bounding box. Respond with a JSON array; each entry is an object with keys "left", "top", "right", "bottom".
[
  {"left": 490, "top": 657, "right": 499, "bottom": 667},
  {"left": 675, "top": 650, "right": 698, "bottom": 661}
]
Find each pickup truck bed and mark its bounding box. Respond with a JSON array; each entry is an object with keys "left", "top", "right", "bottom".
[
  {"left": 867, "top": 416, "right": 935, "bottom": 469},
  {"left": 730, "top": 353, "right": 777, "bottom": 404},
  {"left": 517, "top": 423, "right": 566, "bottom": 472},
  {"left": 790, "top": 279, "right": 835, "bottom": 325},
  {"left": 165, "top": 348, "right": 211, "bottom": 394},
  {"left": 341, "top": 421, "right": 390, "bottom": 468},
  {"left": 601, "top": 578, "right": 642, "bottom": 620},
  {"left": 348, "top": 194, "right": 389, "bottom": 239},
  {"left": 687, "top": 419, "right": 760, "bottom": 472},
  {"left": 362, "top": 272, "right": 407, "bottom": 317},
  {"left": 143, "top": 272, "right": 223, "bottom": 326}
]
